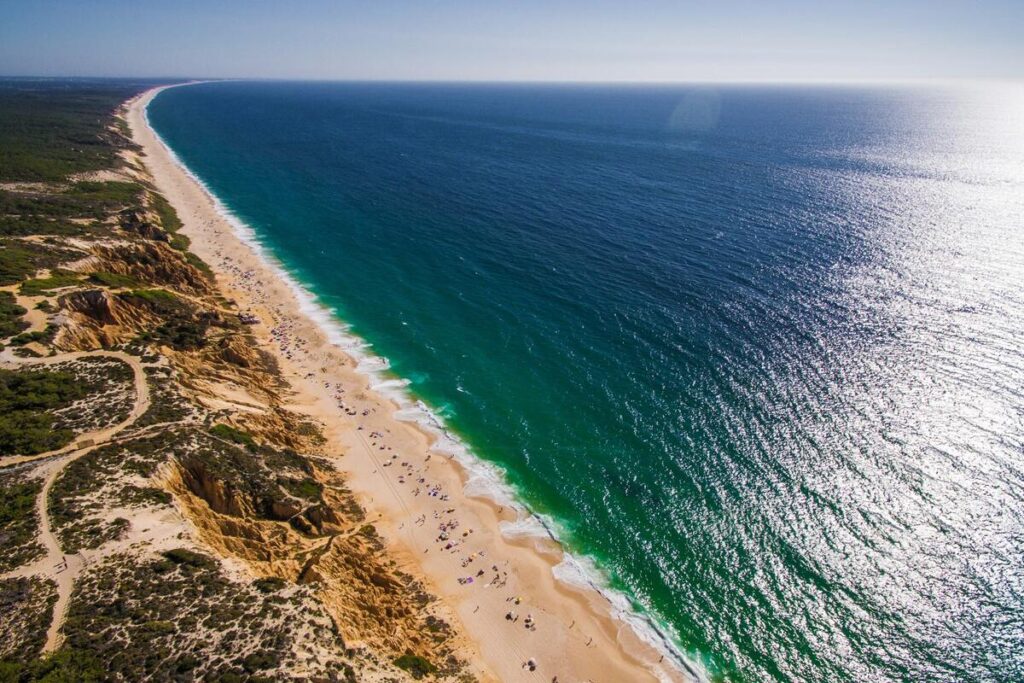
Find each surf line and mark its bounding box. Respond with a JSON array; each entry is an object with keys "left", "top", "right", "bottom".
[{"left": 144, "top": 84, "right": 703, "bottom": 682}]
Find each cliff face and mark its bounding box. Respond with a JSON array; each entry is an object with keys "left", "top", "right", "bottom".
[
  {"left": 57, "top": 288, "right": 158, "bottom": 348},
  {"left": 93, "top": 241, "right": 213, "bottom": 295},
  {"left": 166, "top": 461, "right": 454, "bottom": 660},
  {"left": 118, "top": 207, "right": 170, "bottom": 243}
]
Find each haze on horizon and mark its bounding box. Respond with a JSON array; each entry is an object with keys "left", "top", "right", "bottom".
[{"left": 1, "top": 0, "right": 1022, "bottom": 83}]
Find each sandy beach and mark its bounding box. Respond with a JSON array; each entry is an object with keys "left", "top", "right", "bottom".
[{"left": 128, "top": 84, "right": 692, "bottom": 683}]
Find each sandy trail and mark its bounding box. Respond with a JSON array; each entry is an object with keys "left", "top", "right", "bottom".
[
  {"left": 0, "top": 283, "right": 49, "bottom": 335},
  {"left": 0, "top": 349, "right": 151, "bottom": 652}
]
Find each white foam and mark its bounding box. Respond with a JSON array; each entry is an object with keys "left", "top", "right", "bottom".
[
  {"left": 370, "top": 377, "right": 410, "bottom": 391},
  {"left": 498, "top": 515, "right": 551, "bottom": 540},
  {"left": 144, "top": 85, "right": 706, "bottom": 683},
  {"left": 552, "top": 553, "right": 706, "bottom": 682}
]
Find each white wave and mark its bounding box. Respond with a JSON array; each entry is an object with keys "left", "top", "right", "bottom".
[
  {"left": 370, "top": 377, "right": 410, "bottom": 391},
  {"left": 552, "top": 553, "right": 705, "bottom": 682},
  {"left": 498, "top": 515, "right": 551, "bottom": 540},
  {"left": 144, "top": 85, "right": 706, "bottom": 683},
  {"left": 357, "top": 356, "right": 390, "bottom": 373}
]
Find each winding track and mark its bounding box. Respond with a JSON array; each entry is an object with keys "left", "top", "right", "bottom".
[{"left": 0, "top": 349, "right": 151, "bottom": 652}]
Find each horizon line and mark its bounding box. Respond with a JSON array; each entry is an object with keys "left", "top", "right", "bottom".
[{"left": 2, "top": 74, "right": 1022, "bottom": 88}]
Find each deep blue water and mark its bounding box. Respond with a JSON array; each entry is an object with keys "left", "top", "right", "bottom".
[{"left": 149, "top": 81, "right": 1024, "bottom": 682}]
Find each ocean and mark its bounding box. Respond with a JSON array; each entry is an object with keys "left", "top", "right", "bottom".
[{"left": 147, "top": 81, "right": 1024, "bottom": 683}]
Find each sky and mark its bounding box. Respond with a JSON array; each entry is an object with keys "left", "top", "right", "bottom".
[{"left": 1, "top": 0, "right": 1022, "bottom": 83}]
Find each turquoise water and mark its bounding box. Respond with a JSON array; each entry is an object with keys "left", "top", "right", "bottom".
[{"left": 149, "top": 82, "right": 1024, "bottom": 682}]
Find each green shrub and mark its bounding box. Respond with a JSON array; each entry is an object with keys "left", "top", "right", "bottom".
[
  {"left": 0, "top": 476, "right": 44, "bottom": 572},
  {"left": 154, "top": 319, "right": 207, "bottom": 350},
  {"left": 209, "top": 424, "right": 257, "bottom": 450},
  {"left": 123, "top": 288, "right": 179, "bottom": 306},
  {"left": 140, "top": 620, "right": 176, "bottom": 634},
  {"left": 19, "top": 270, "right": 80, "bottom": 296},
  {"left": 169, "top": 233, "right": 191, "bottom": 251},
  {"left": 394, "top": 653, "right": 437, "bottom": 679},
  {"left": 0, "top": 213, "right": 85, "bottom": 237},
  {"left": 253, "top": 577, "right": 287, "bottom": 593},
  {"left": 242, "top": 651, "right": 279, "bottom": 672},
  {"left": 65, "top": 180, "right": 141, "bottom": 205},
  {"left": 0, "top": 647, "right": 106, "bottom": 681},
  {"left": 280, "top": 476, "right": 322, "bottom": 501},
  {"left": 0, "top": 84, "right": 143, "bottom": 182},
  {"left": 185, "top": 251, "right": 213, "bottom": 277},
  {"left": 88, "top": 271, "right": 139, "bottom": 288},
  {"left": 0, "top": 240, "right": 82, "bottom": 286},
  {"left": 149, "top": 191, "right": 182, "bottom": 233},
  {"left": 120, "top": 289, "right": 212, "bottom": 350},
  {"left": 0, "top": 368, "right": 86, "bottom": 455},
  {"left": 162, "top": 548, "right": 217, "bottom": 570},
  {"left": 9, "top": 324, "right": 57, "bottom": 347},
  {"left": 0, "top": 291, "right": 28, "bottom": 339}
]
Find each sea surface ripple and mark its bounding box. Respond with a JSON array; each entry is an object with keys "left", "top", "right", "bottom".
[{"left": 150, "top": 82, "right": 1024, "bottom": 682}]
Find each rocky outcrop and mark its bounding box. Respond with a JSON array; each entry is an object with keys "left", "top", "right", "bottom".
[
  {"left": 61, "top": 289, "right": 123, "bottom": 326},
  {"left": 55, "top": 288, "right": 158, "bottom": 349},
  {"left": 214, "top": 334, "right": 280, "bottom": 375},
  {"left": 92, "top": 242, "right": 212, "bottom": 295},
  {"left": 178, "top": 457, "right": 257, "bottom": 519},
  {"left": 163, "top": 462, "right": 456, "bottom": 664},
  {"left": 118, "top": 207, "right": 169, "bottom": 243},
  {"left": 176, "top": 443, "right": 343, "bottom": 535}
]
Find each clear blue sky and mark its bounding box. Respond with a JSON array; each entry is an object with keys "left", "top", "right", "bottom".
[{"left": 1, "top": 0, "right": 1021, "bottom": 82}]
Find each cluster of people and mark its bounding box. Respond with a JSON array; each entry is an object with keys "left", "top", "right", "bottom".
[
  {"left": 212, "top": 249, "right": 318, "bottom": 368},
  {"left": 326, "top": 380, "right": 359, "bottom": 415},
  {"left": 213, "top": 251, "right": 266, "bottom": 304},
  {"left": 363, "top": 426, "right": 563, "bottom": 680},
  {"left": 209, "top": 242, "right": 575, "bottom": 680},
  {"left": 269, "top": 316, "right": 310, "bottom": 361}
]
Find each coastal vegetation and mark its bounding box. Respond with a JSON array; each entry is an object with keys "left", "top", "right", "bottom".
[
  {"left": 0, "top": 239, "right": 82, "bottom": 287},
  {"left": 0, "top": 80, "right": 472, "bottom": 682},
  {"left": 0, "top": 471, "right": 44, "bottom": 572},
  {"left": 0, "top": 85, "right": 136, "bottom": 181},
  {"left": 19, "top": 270, "right": 81, "bottom": 296},
  {"left": 395, "top": 652, "right": 439, "bottom": 679},
  {"left": 0, "top": 577, "right": 57, "bottom": 664},
  {"left": 0, "top": 368, "right": 86, "bottom": 455},
  {"left": 88, "top": 270, "right": 141, "bottom": 289},
  {"left": 0, "top": 292, "right": 29, "bottom": 339}
]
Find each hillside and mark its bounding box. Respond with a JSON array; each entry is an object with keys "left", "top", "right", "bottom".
[{"left": 0, "top": 80, "right": 473, "bottom": 683}]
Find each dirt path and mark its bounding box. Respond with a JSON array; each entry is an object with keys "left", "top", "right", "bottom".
[
  {"left": 0, "top": 349, "right": 151, "bottom": 652},
  {"left": 0, "top": 283, "right": 49, "bottom": 335}
]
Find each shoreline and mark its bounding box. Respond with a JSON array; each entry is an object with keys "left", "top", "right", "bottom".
[{"left": 130, "top": 83, "right": 696, "bottom": 683}]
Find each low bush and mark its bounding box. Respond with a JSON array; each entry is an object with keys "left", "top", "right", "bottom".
[
  {"left": 9, "top": 323, "right": 57, "bottom": 347},
  {"left": 394, "top": 653, "right": 437, "bottom": 679},
  {"left": 88, "top": 271, "right": 139, "bottom": 288},
  {"left": 0, "top": 291, "right": 28, "bottom": 339},
  {"left": 209, "top": 424, "right": 257, "bottom": 451},
  {"left": 0, "top": 240, "right": 82, "bottom": 286},
  {"left": 0, "top": 368, "right": 86, "bottom": 455},
  {"left": 19, "top": 270, "right": 81, "bottom": 296},
  {"left": 162, "top": 548, "right": 217, "bottom": 570},
  {"left": 0, "top": 475, "right": 44, "bottom": 572}
]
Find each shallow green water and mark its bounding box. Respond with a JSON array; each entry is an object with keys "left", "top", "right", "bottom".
[{"left": 150, "top": 82, "right": 1024, "bottom": 682}]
